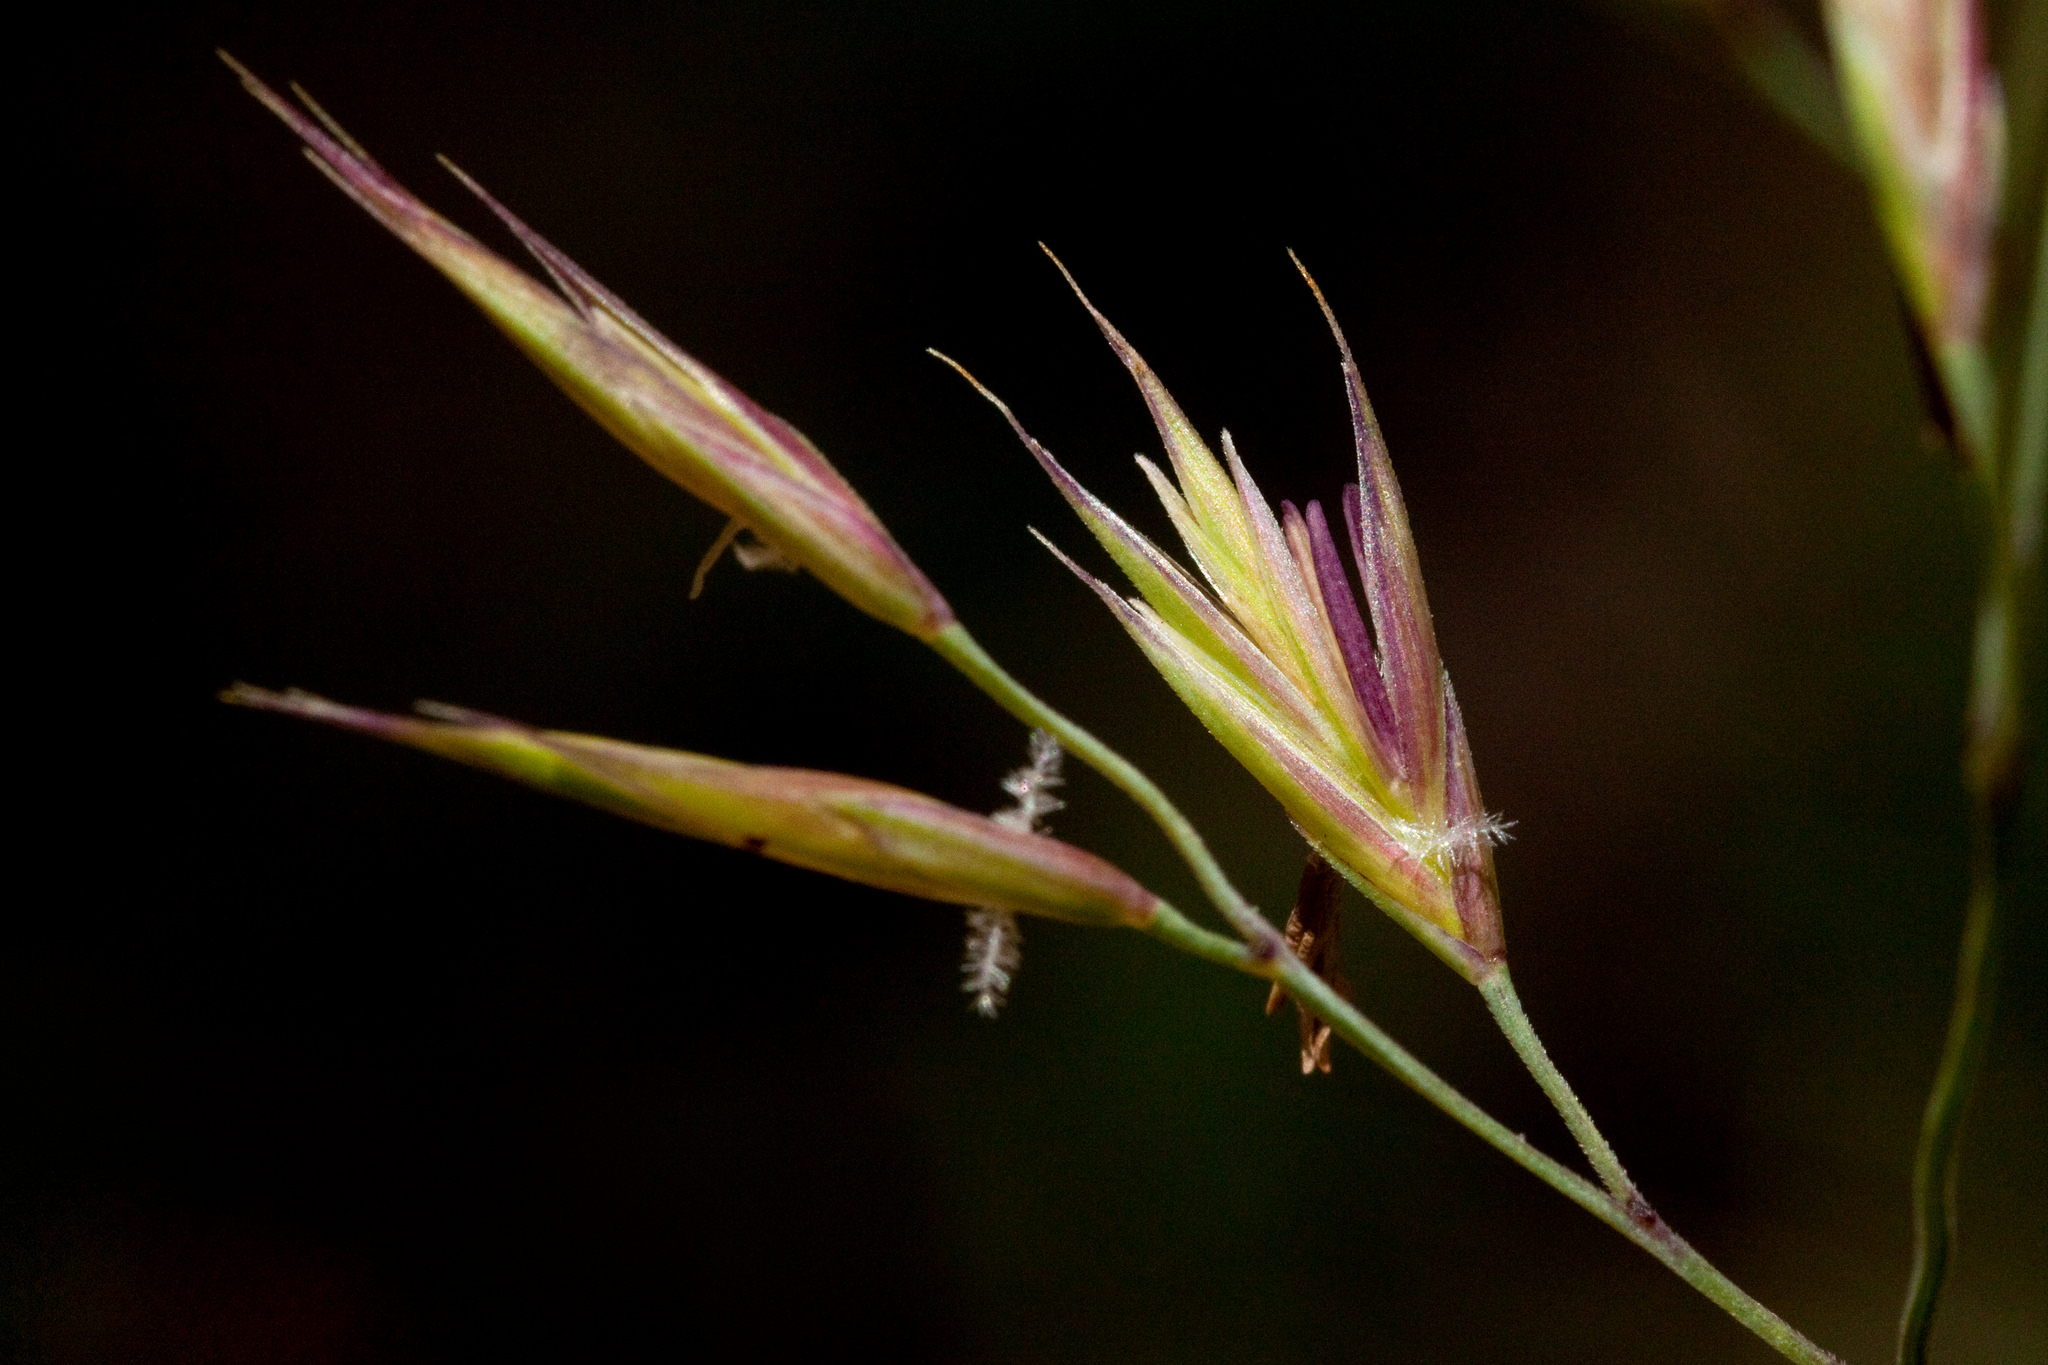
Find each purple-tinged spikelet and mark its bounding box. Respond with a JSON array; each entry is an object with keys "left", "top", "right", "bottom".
[
  {"left": 940, "top": 253, "right": 1510, "bottom": 983},
  {"left": 1823, "top": 0, "right": 2004, "bottom": 461},
  {"left": 225, "top": 55, "right": 954, "bottom": 640},
  {"left": 223, "top": 687, "right": 1153, "bottom": 929},
  {"left": 1825, "top": 0, "right": 2003, "bottom": 352}
]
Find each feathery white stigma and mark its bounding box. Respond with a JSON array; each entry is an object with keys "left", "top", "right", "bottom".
[{"left": 964, "top": 729, "right": 1064, "bottom": 1015}]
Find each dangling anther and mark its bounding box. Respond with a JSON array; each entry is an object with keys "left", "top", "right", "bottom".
[{"left": 1266, "top": 849, "right": 1353, "bottom": 1074}]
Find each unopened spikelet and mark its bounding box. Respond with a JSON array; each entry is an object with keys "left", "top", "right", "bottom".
[
  {"left": 226, "top": 55, "right": 954, "bottom": 640},
  {"left": 1823, "top": 0, "right": 2004, "bottom": 461},
  {"left": 222, "top": 688, "right": 1153, "bottom": 929},
  {"left": 964, "top": 729, "right": 1065, "bottom": 1015}
]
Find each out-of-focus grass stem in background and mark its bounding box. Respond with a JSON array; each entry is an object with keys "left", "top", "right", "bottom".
[
  {"left": 1683, "top": 0, "right": 2044, "bottom": 1358},
  {"left": 1820, "top": 3, "right": 2040, "bottom": 1361}
]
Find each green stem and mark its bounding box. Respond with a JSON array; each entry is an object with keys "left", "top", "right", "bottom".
[
  {"left": 1142, "top": 905, "right": 1844, "bottom": 1365},
  {"left": 1144, "top": 901, "right": 1271, "bottom": 973},
  {"left": 1897, "top": 183, "right": 2047, "bottom": 1365},
  {"left": 930, "top": 623, "right": 1281, "bottom": 953},
  {"left": 1940, "top": 341, "right": 2001, "bottom": 493},
  {"left": 1480, "top": 968, "right": 1641, "bottom": 1208},
  {"left": 937, "top": 617, "right": 1836, "bottom": 1360},
  {"left": 1897, "top": 808, "right": 2003, "bottom": 1365}
]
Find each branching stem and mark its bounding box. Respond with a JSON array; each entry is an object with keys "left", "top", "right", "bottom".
[
  {"left": 1143, "top": 906, "right": 1844, "bottom": 1365},
  {"left": 937, "top": 623, "right": 1839, "bottom": 1362},
  {"left": 1480, "top": 968, "right": 1641, "bottom": 1208},
  {"left": 1897, "top": 805, "right": 2004, "bottom": 1365},
  {"left": 930, "top": 623, "right": 1283, "bottom": 957}
]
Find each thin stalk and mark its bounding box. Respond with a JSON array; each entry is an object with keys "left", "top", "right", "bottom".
[
  {"left": 1145, "top": 901, "right": 1269, "bottom": 973},
  {"left": 1480, "top": 968, "right": 1642, "bottom": 1210},
  {"left": 945, "top": 618, "right": 1839, "bottom": 1359},
  {"left": 930, "top": 622, "right": 1283, "bottom": 955},
  {"left": 1897, "top": 809, "right": 2003, "bottom": 1365},
  {"left": 1142, "top": 905, "right": 1844, "bottom": 1365},
  {"left": 1897, "top": 186, "right": 2048, "bottom": 1365}
]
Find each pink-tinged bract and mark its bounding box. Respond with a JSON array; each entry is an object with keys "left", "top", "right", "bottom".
[
  {"left": 947, "top": 254, "right": 1505, "bottom": 980},
  {"left": 224, "top": 686, "right": 1160, "bottom": 930},
  {"left": 225, "top": 55, "right": 954, "bottom": 641},
  {"left": 1824, "top": 0, "right": 2004, "bottom": 354}
]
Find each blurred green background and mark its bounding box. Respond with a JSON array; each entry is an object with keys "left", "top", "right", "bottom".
[{"left": 18, "top": 2, "right": 2042, "bottom": 1361}]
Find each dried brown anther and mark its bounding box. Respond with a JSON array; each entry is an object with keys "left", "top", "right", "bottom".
[{"left": 1265, "top": 850, "right": 1354, "bottom": 1074}]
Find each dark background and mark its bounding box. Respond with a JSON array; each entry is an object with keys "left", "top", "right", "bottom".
[{"left": 18, "top": 2, "right": 2043, "bottom": 1361}]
